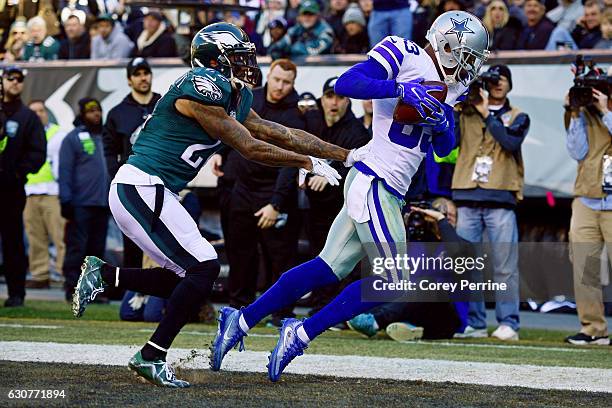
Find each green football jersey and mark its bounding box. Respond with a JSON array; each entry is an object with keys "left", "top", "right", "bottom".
[{"left": 127, "top": 67, "right": 253, "bottom": 193}]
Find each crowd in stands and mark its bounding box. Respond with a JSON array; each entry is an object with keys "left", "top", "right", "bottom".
[{"left": 0, "top": 0, "right": 610, "bottom": 63}]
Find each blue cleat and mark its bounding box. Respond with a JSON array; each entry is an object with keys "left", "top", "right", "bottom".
[
  {"left": 209, "top": 306, "right": 247, "bottom": 371},
  {"left": 347, "top": 313, "right": 378, "bottom": 338},
  {"left": 268, "top": 318, "right": 308, "bottom": 382}
]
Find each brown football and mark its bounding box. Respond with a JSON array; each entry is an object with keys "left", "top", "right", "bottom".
[{"left": 393, "top": 81, "right": 448, "bottom": 125}]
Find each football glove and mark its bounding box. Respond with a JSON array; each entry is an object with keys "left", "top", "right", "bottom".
[
  {"left": 299, "top": 156, "right": 341, "bottom": 187},
  {"left": 395, "top": 79, "right": 445, "bottom": 118},
  {"left": 423, "top": 104, "right": 449, "bottom": 133}
]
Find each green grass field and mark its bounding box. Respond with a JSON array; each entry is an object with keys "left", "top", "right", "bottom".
[{"left": 1, "top": 300, "right": 610, "bottom": 369}]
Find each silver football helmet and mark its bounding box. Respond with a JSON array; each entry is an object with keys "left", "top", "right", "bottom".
[{"left": 426, "top": 11, "right": 490, "bottom": 87}]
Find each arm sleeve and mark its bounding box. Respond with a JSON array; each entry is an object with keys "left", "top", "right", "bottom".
[
  {"left": 59, "top": 136, "right": 74, "bottom": 204},
  {"left": 334, "top": 58, "right": 397, "bottom": 100},
  {"left": 103, "top": 114, "right": 121, "bottom": 178},
  {"left": 566, "top": 112, "right": 589, "bottom": 161},
  {"left": 485, "top": 112, "right": 530, "bottom": 152},
  {"left": 17, "top": 115, "right": 46, "bottom": 179}
]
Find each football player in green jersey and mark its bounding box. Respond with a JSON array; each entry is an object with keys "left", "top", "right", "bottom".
[{"left": 71, "top": 22, "right": 357, "bottom": 388}]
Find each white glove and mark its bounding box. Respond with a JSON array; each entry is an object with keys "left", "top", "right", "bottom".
[
  {"left": 128, "top": 293, "right": 147, "bottom": 311},
  {"left": 299, "top": 156, "right": 342, "bottom": 187},
  {"left": 344, "top": 145, "right": 371, "bottom": 167}
]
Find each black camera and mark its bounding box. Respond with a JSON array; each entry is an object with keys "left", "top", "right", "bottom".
[
  {"left": 467, "top": 71, "right": 501, "bottom": 106},
  {"left": 406, "top": 201, "right": 431, "bottom": 242},
  {"left": 569, "top": 55, "right": 612, "bottom": 108}
]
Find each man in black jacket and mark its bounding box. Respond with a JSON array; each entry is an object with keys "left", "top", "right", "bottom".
[
  {"left": 225, "top": 59, "right": 314, "bottom": 325},
  {"left": 133, "top": 10, "right": 177, "bottom": 58},
  {"left": 103, "top": 57, "right": 161, "bottom": 269},
  {"left": 305, "top": 76, "right": 370, "bottom": 315},
  {"left": 59, "top": 15, "right": 91, "bottom": 59},
  {"left": 0, "top": 66, "right": 46, "bottom": 307}
]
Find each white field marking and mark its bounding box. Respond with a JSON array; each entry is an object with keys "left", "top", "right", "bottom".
[
  {"left": 137, "top": 329, "right": 279, "bottom": 338},
  {"left": 138, "top": 329, "right": 588, "bottom": 352},
  {"left": 0, "top": 323, "right": 62, "bottom": 329},
  {"left": 0, "top": 341, "right": 610, "bottom": 393}
]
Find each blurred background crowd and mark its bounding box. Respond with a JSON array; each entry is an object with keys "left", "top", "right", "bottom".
[{"left": 0, "top": 0, "right": 610, "bottom": 64}]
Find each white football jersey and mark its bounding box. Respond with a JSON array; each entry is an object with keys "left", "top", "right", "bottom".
[{"left": 357, "top": 36, "right": 467, "bottom": 198}]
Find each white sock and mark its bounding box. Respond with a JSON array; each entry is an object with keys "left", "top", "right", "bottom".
[
  {"left": 296, "top": 325, "right": 310, "bottom": 344},
  {"left": 115, "top": 267, "right": 120, "bottom": 287},
  {"left": 238, "top": 313, "right": 250, "bottom": 333}
]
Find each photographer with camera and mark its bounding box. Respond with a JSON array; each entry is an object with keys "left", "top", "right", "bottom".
[
  {"left": 347, "top": 198, "right": 469, "bottom": 341},
  {"left": 563, "top": 62, "right": 612, "bottom": 346},
  {"left": 452, "top": 65, "right": 530, "bottom": 341}
]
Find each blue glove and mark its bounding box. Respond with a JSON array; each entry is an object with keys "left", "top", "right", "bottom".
[
  {"left": 395, "top": 79, "right": 445, "bottom": 118},
  {"left": 423, "top": 104, "right": 448, "bottom": 132}
]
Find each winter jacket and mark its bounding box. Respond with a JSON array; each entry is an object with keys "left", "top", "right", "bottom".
[
  {"left": 517, "top": 17, "right": 555, "bottom": 50},
  {"left": 103, "top": 92, "right": 162, "bottom": 178},
  {"left": 91, "top": 24, "right": 134, "bottom": 60},
  {"left": 133, "top": 22, "right": 177, "bottom": 58},
  {"left": 490, "top": 17, "right": 524, "bottom": 51},
  {"left": 305, "top": 100, "right": 370, "bottom": 212},
  {"left": 571, "top": 24, "right": 602, "bottom": 49},
  {"left": 59, "top": 32, "right": 91, "bottom": 60},
  {"left": 232, "top": 86, "right": 315, "bottom": 211},
  {"left": 0, "top": 98, "right": 46, "bottom": 190},
  {"left": 268, "top": 19, "right": 334, "bottom": 59},
  {"left": 59, "top": 125, "right": 109, "bottom": 207},
  {"left": 22, "top": 36, "right": 60, "bottom": 61}
]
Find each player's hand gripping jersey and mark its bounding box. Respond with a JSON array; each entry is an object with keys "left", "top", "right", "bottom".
[
  {"left": 355, "top": 36, "right": 467, "bottom": 198},
  {"left": 124, "top": 67, "right": 253, "bottom": 193}
]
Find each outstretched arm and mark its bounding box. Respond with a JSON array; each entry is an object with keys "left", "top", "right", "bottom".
[
  {"left": 244, "top": 110, "right": 349, "bottom": 162},
  {"left": 176, "top": 99, "right": 312, "bottom": 170}
]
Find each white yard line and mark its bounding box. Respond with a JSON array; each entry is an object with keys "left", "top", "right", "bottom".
[
  {"left": 0, "top": 323, "right": 62, "bottom": 329},
  {"left": 0, "top": 341, "right": 610, "bottom": 393}
]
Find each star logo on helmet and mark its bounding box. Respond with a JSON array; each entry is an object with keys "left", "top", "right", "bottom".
[{"left": 444, "top": 18, "right": 474, "bottom": 43}]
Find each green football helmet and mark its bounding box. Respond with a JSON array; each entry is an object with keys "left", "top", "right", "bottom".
[{"left": 191, "top": 22, "right": 262, "bottom": 86}]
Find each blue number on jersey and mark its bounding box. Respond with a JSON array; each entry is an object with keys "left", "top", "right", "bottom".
[
  {"left": 388, "top": 122, "right": 432, "bottom": 153},
  {"left": 404, "top": 40, "right": 420, "bottom": 55}
]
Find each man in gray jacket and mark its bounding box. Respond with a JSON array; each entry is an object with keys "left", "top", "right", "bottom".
[
  {"left": 91, "top": 14, "right": 134, "bottom": 60},
  {"left": 59, "top": 98, "right": 110, "bottom": 301}
]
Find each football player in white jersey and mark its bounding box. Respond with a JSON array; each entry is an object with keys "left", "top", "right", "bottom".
[{"left": 210, "top": 11, "right": 490, "bottom": 381}]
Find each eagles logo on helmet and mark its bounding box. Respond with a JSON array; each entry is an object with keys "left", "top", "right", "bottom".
[{"left": 191, "top": 22, "right": 262, "bottom": 87}]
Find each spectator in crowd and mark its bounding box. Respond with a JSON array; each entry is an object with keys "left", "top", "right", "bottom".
[
  {"left": 562, "top": 68, "right": 612, "bottom": 346},
  {"left": 483, "top": 0, "right": 524, "bottom": 50},
  {"left": 59, "top": 98, "right": 110, "bottom": 301},
  {"left": 358, "top": 0, "right": 374, "bottom": 23},
  {"left": 325, "top": 0, "right": 350, "bottom": 39},
  {"left": 517, "top": 0, "right": 555, "bottom": 49},
  {"left": 452, "top": 65, "right": 530, "bottom": 341},
  {"left": 546, "top": 0, "right": 603, "bottom": 49},
  {"left": 133, "top": 10, "right": 177, "bottom": 58},
  {"left": 359, "top": 99, "right": 373, "bottom": 130},
  {"left": 368, "top": 0, "right": 413, "bottom": 46},
  {"left": 304, "top": 77, "right": 370, "bottom": 315},
  {"left": 333, "top": 3, "right": 370, "bottom": 54},
  {"left": 546, "top": 0, "right": 584, "bottom": 31},
  {"left": 3, "top": 19, "right": 28, "bottom": 62},
  {"left": 594, "top": 7, "right": 612, "bottom": 48},
  {"left": 91, "top": 14, "right": 134, "bottom": 60},
  {"left": 24, "top": 101, "right": 66, "bottom": 289},
  {"left": 412, "top": 0, "right": 438, "bottom": 46},
  {"left": 23, "top": 16, "right": 59, "bottom": 61},
  {"left": 103, "top": 57, "right": 161, "bottom": 269},
  {"left": 347, "top": 199, "right": 467, "bottom": 341},
  {"left": 0, "top": 66, "right": 46, "bottom": 307},
  {"left": 226, "top": 59, "right": 308, "bottom": 326},
  {"left": 437, "top": 0, "right": 466, "bottom": 14},
  {"left": 285, "top": 0, "right": 302, "bottom": 26},
  {"left": 58, "top": 14, "right": 90, "bottom": 59},
  {"left": 569, "top": 0, "right": 603, "bottom": 48},
  {"left": 257, "top": 0, "right": 288, "bottom": 50},
  {"left": 266, "top": 17, "right": 289, "bottom": 53},
  {"left": 269, "top": 0, "right": 334, "bottom": 59}
]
